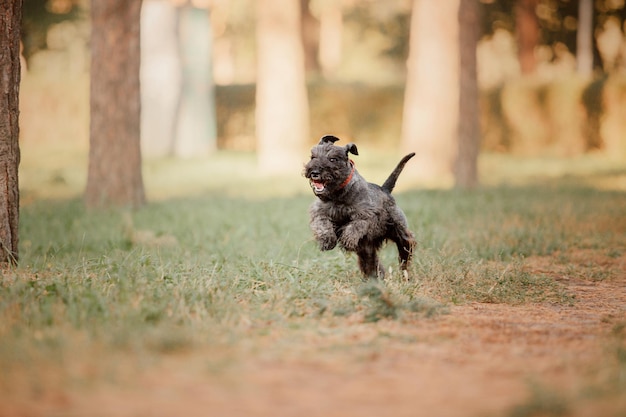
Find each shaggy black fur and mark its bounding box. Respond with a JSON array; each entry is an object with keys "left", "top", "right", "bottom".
[{"left": 303, "top": 135, "right": 416, "bottom": 279}]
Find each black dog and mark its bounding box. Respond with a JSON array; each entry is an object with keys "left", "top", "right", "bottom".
[{"left": 304, "top": 135, "right": 416, "bottom": 279}]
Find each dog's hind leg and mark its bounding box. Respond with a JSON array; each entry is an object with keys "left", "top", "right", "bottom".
[
  {"left": 388, "top": 208, "right": 415, "bottom": 273},
  {"left": 356, "top": 245, "right": 385, "bottom": 279},
  {"left": 395, "top": 234, "right": 415, "bottom": 272},
  {"left": 390, "top": 225, "right": 415, "bottom": 274}
]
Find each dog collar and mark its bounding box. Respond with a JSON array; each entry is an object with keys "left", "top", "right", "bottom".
[{"left": 339, "top": 160, "right": 355, "bottom": 189}]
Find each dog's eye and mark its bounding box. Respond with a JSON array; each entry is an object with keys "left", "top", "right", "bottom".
[{"left": 329, "top": 158, "right": 337, "bottom": 163}]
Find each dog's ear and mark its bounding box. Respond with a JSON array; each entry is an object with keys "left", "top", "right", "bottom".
[
  {"left": 319, "top": 135, "right": 340, "bottom": 145},
  {"left": 345, "top": 143, "right": 358, "bottom": 156}
]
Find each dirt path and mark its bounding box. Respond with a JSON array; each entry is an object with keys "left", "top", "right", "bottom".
[{"left": 3, "top": 251, "right": 625, "bottom": 417}]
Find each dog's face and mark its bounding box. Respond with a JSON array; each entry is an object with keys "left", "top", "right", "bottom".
[{"left": 303, "top": 135, "right": 358, "bottom": 199}]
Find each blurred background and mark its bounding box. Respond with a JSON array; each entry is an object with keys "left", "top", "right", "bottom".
[{"left": 18, "top": 0, "right": 626, "bottom": 201}]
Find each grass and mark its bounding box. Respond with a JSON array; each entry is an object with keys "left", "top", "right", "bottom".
[
  {"left": 6, "top": 181, "right": 626, "bottom": 341},
  {"left": 3, "top": 151, "right": 626, "bottom": 412}
]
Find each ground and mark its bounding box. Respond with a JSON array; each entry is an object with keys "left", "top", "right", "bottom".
[{"left": 1, "top": 249, "right": 625, "bottom": 417}]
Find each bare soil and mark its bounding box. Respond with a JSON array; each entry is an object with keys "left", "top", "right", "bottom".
[{"left": 2, "top": 249, "right": 625, "bottom": 417}]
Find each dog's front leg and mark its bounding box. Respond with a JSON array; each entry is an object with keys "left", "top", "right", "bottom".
[
  {"left": 339, "top": 219, "right": 370, "bottom": 251},
  {"left": 310, "top": 215, "right": 338, "bottom": 250}
]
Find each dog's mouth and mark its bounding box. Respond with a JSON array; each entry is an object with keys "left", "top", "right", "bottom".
[
  {"left": 310, "top": 179, "right": 326, "bottom": 193},
  {"left": 307, "top": 170, "right": 327, "bottom": 194}
]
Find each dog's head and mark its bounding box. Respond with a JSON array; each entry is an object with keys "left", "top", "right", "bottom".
[{"left": 303, "top": 135, "right": 358, "bottom": 199}]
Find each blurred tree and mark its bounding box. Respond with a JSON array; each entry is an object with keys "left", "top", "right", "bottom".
[
  {"left": 140, "top": 0, "right": 217, "bottom": 158},
  {"left": 456, "top": 0, "right": 481, "bottom": 189},
  {"left": 479, "top": 0, "right": 626, "bottom": 75},
  {"left": 174, "top": 3, "right": 217, "bottom": 157},
  {"left": 21, "top": 0, "right": 81, "bottom": 62},
  {"left": 343, "top": 1, "right": 411, "bottom": 62},
  {"left": 256, "top": 0, "right": 309, "bottom": 173},
  {"left": 0, "top": 0, "right": 21, "bottom": 265},
  {"left": 140, "top": 0, "right": 181, "bottom": 157},
  {"left": 401, "top": 0, "right": 459, "bottom": 184},
  {"left": 86, "top": 0, "right": 145, "bottom": 208},
  {"left": 300, "top": 0, "right": 320, "bottom": 73},
  {"left": 594, "top": 0, "right": 626, "bottom": 72},
  {"left": 317, "top": 0, "right": 343, "bottom": 78},
  {"left": 515, "top": 0, "right": 539, "bottom": 74},
  {"left": 576, "top": 0, "right": 593, "bottom": 76}
]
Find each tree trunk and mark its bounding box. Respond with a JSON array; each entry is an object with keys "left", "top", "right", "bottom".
[
  {"left": 515, "top": 0, "right": 539, "bottom": 75},
  {"left": 0, "top": 0, "right": 22, "bottom": 265},
  {"left": 401, "top": 0, "right": 459, "bottom": 185},
  {"left": 256, "top": 0, "right": 310, "bottom": 174},
  {"left": 576, "top": 0, "right": 594, "bottom": 76},
  {"left": 140, "top": 0, "right": 181, "bottom": 158},
  {"left": 86, "top": 0, "right": 145, "bottom": 209},
  {"left": 318, "top": 0, "right": 342, "bottom": 78},
  {"left": 455, "top": 0, "right": 481, "bottom": 189},
  {"left": 300, "top": 0, "right": 320, "bottom": 74},
  {"left": 174, "top": 4, "right": 217, "bottom": 158}
]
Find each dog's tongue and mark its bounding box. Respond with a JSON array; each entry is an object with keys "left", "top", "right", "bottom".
[{"left": 311, "top": 180, "right": 325, "bottom": 192}]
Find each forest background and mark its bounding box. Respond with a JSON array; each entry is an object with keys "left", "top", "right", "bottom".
[
  {"left": 3, "top": 2, "right": 626, "bottom": 416},
  {"left": 19, "top": 0, "right": 626, "bottom": 203}
]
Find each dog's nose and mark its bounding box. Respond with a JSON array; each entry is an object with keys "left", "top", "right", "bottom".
[{"left": 310, "top": 170, "right": 321, "bottom": 179}]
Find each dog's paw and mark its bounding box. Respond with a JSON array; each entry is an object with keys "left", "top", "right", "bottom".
[
  {"left": 339, "top": 233, "right": 360, "bottom": 251},
  {"left": 317, "top": 234, "right": 337, "bottom": 251}
]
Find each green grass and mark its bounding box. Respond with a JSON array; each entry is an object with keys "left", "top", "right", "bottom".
[
  {"left": 4, "top": 184, "right": 625, "bottom": 358},
  {"left": 3, "top": 153, "right": 626, "bottom": 411}
]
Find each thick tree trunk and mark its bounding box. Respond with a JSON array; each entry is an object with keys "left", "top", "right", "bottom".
[
  {"left": 455, "top": 0, "right": 481, "bottom": 189},
  {"left": 256, "top": 0, "right": 310, "bottom": 174},
  {"left": 401, "top": 0, "right": 459, "bottom": 184},
  {"left": 86, "top": 0, "right": 145, "bottom": 208},
  {"left": 0, "top": 0, "right": 22, "bottom": 265}
]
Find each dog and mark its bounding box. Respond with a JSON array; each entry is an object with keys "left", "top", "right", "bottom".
[{"left": 303, "top": 135, "right": 416, "bottom": 279}]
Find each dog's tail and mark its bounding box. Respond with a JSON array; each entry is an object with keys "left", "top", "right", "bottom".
[{"left": 381, "top": 152, "right": 416, "bottom": 193}]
